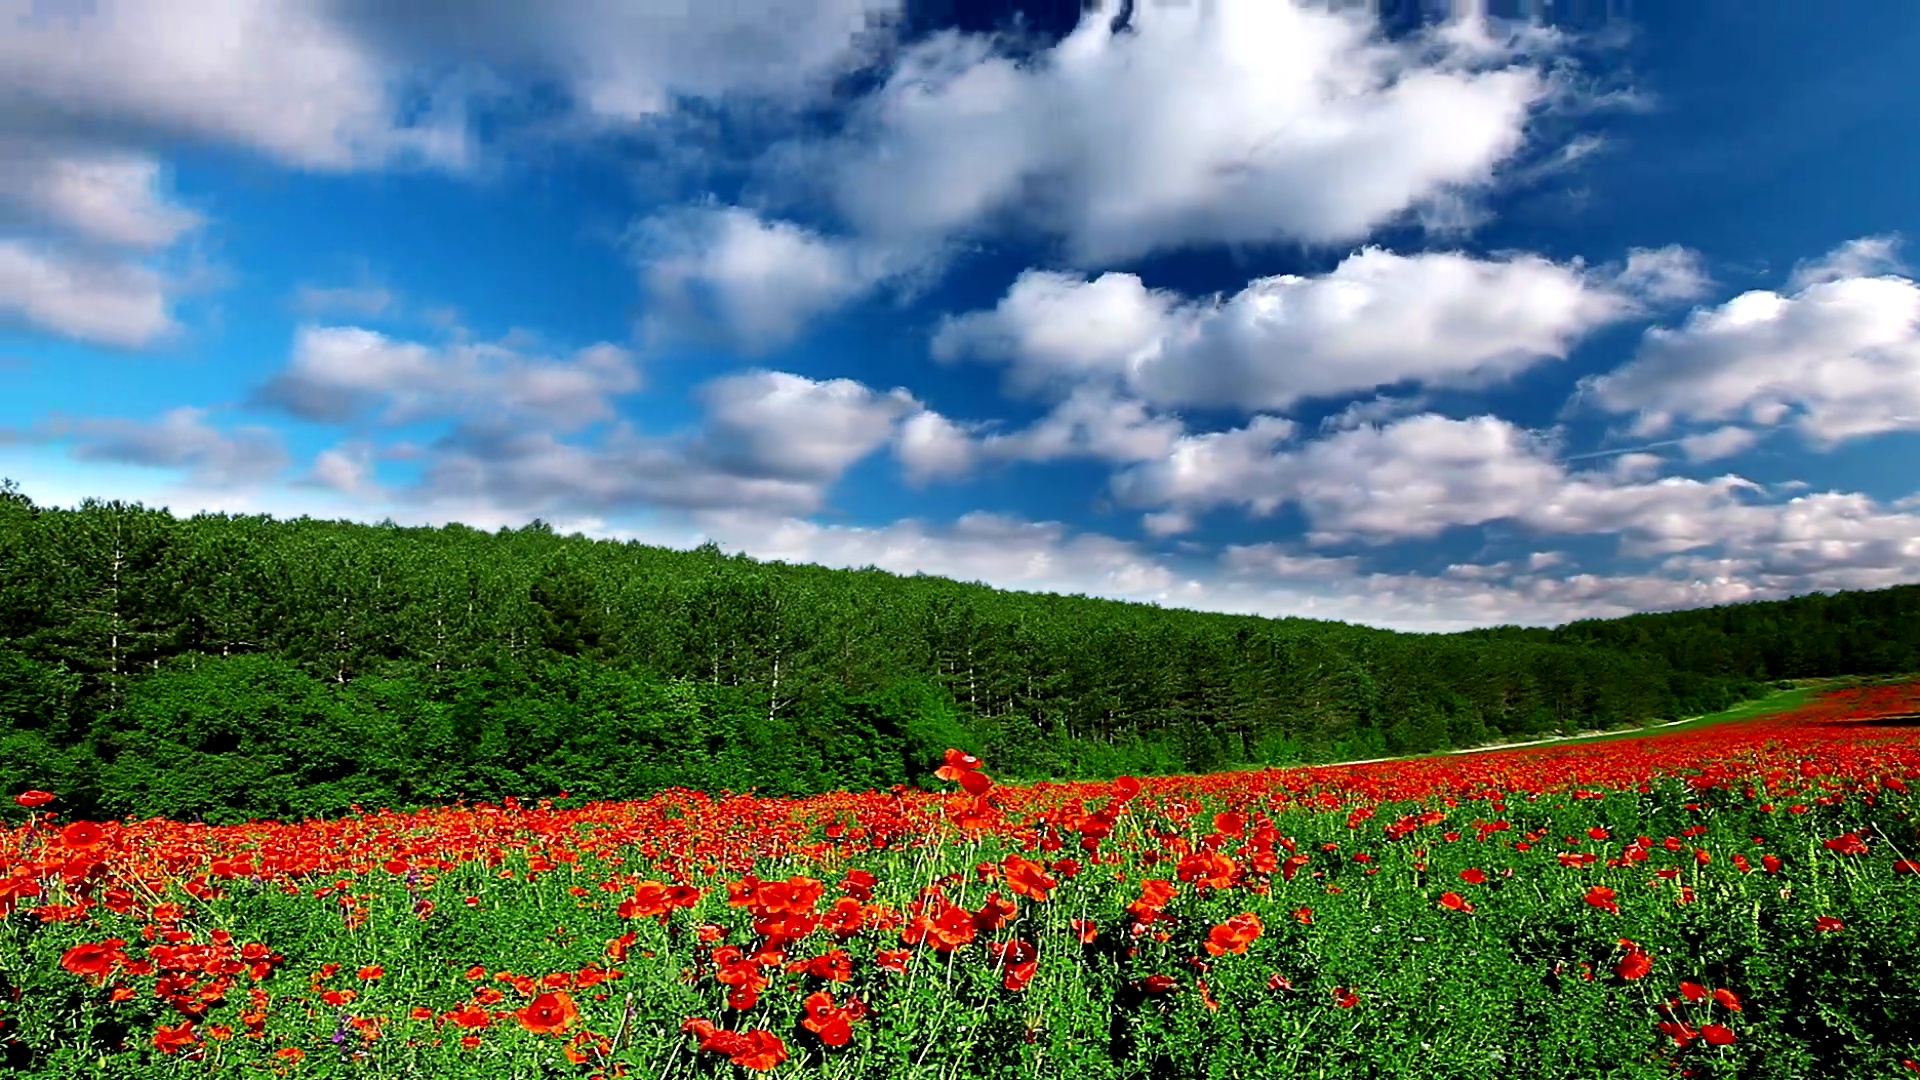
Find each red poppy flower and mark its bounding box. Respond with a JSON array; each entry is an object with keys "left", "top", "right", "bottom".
[
  {"left": 933, "top": 749, "right": 982, "bottom": 782},
  {"left": 1204, "top": 912, "right": 1264, "bottom": 956},
  {"left": 1814, "top": 915, "right": 1845, "bottom": 933},
  {"left": 516, "top": 991, "right": 578, "bottom": 1035},
  {"left": 13, "top": 790, "right": 53, "bottom": 808},
  {"left": 1614, "top": 949, "right": 1652, "bottom": 981},
  {"left": 1584, "top": 886, "right": 1620, "bottom": 914},
  {"left": 1458, "top": 868, "right": 1487, "bottom": 884},
  {"left": 731, "top": 1029, "right": 788, "bottom": 1070},
  {"left": 1700, "top": 1023, "right": 1737, "bottom": 1046},
  {"left": 1437, "top": 891, "right": 1474, "bottom": 913},
  {"left": 445, "top": 1004, "right": 492, "bottom": 1029},
  {"left": 152, "top": 1021, "right": 197, "bottom": 1054},
  {"left": 1331, "top": 986, "right": 1360, "bottom": 1009},
  {"left": 1822, "top": 832, "right": 1869, "bottom": 856},
  {"left": 60, "top": 821, "right": 105, "bottom": 848}
]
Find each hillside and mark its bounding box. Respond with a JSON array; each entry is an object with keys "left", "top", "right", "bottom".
[{"left": 3, "top": 478, "right": 1917, "bottom": 824}]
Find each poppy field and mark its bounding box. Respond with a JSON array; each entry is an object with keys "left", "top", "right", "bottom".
[{"left": 4, "top": 681, "right": 1920, "bottom": 1079}]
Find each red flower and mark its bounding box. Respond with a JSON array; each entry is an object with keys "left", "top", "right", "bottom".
[
  {"left": 516, "top": 991, "right": 578, "bottom": 1035},
  {"left": 60, "top": 821, "right": 105, "bottom": 849},
  {"left": 1138, "top": 974, "right": 1178, "bottom": 994},
  {"left": 13, "top": 789, "right": 53, "bottom": 808},
  {"left": 1822, "top": 832, "right": 1869, "bottom": 856},
  {"left": 933, "top": 749, "right": 982, "bottom": 783},
  {"left": 445, "top": 1004, "right": 492, "bottom": 1029},
  {"left": 1614, "top": 949, "right": 1652, "bottom": 981},
  {"left": 802, "top": 991, "right": 855, "bottom": 1046},
  {"left": 1437, "top": 891, "right": 1474, "bottom": 914},
  {"left": 733, "top": 1029, "right": 789, "bottom": 1070},
  {"left": 1458, "top": 868, "right": 1487, "bottom": 885},
  {"left": 1584, "top": 886, "right": 1620, "bottom": 914},
  {"left": 60, "top": 940, "right": 123, "bottom": 981},
  {"left": 1700, "top": 1023, "right": 1737, "bottom": 1046},
  {"left": 153, "top": 1021, "right": 197, "bottom": 1055},
  {"left": 1204, "top": 912, "right": 1264, "bottom": 956},
  {"left": 1814, "top": 915, "right": 1845, "bottom": 933},
  {"left": 1331, "top": 986, "right": 1360, "bottom": 1009}
]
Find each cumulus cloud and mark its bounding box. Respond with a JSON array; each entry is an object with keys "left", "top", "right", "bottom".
[
  {"left": 0, "top": 240, "right": 176, "bottom": 347},
  {"left": 688, "top": 508, "right": 1186, "bottom": 600},
  {"left": 6, "top": 406, "right": 289, "bottom": 489},
  {"left": 2, "top": 0, "right": 472, "bottom": 172},
  {"left": 408, "top": 420, "right": 834, "bottom": 519},
  {"left": 1613, "top": 244, "right": 1712, "bottom": 303},
  {"left": 327, "top": 0, "right": 901, "bottom": 130},
  {"left": 633, "top": 207, "right": 902, "bottom": 353},
  {"left": 1583, "top": 239, "right": 1920, "bottom": 446},
  {"left": 301, "top": 439, "right": 382, "bottom": 495},
  {"left": 0, "top": 139, "right": 204, "bottom": 348},
  {"left": 1677, "top": 425, "right": 1760, "bottom": 463},
  {"left": 1785, "top": 234, "right": 1906, "bottom": 292},
  {"left": 784, "top": 0, "right": 1567, "bottom": 266},
  {"left": 0, "top": 144, "right": 203, "bottom": 250},
  {"left": 689, "top": 370, "right": 918, "bottom": 484},
  {"left": 1111, "top": 411, "right": 1771, "bottom": 550},
  {"left": 936, "top": 248, "right": 1643, "bottom": 411},
  {"left": 256, "top": 326, "right": 642, "bottom": 431},
  {"left": 894, "top": 386, "right": 1185, "bottom": 484}
]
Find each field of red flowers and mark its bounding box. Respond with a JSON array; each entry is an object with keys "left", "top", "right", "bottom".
[{"left": 4, "top": 680, "right": 1919, "bottom": 1079}]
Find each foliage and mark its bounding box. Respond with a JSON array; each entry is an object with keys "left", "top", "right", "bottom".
[
  {"left": 2, "top": 683, "right": 1918, "bottom": 1077},
  {"left": 2, "top": 481, "right": 1916, "bottom": 822}
]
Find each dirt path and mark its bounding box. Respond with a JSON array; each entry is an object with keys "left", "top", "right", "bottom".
[{"left": 1331, "top": 716, "right": 1704, "bottom": 768}]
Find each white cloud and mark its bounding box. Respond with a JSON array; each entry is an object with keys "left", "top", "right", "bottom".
[
  {"left": 332, "top": 0, "right": 900, "bottom": 130},
  {"left": 691, "top": 370, "right": 918, "bottom": 484},
  {"left": 10, "top": 406, "right": 289, "bottom": 489},
  {"left": 303, "top": 440, "right": 381, "bottom": 496},
  {"left": 0, "top": 240, "right": 175, "bottom": 347},
  {"left": 1583, "top": 241, "right": 1920, "bottom": 446},
  {"left": 0, "top": 144, "right": 204, "bottom": 250},
  {"left": 795, "top": 0, "right": 1568, "bottom": 265},
  {"left": 1614, "top": 244, "right": 1712, "bottom": 303},
  {"left": 1677, "top": 425, "right": 1759, "bottom": 462},
  {"left": 935, "top": 248, "right": 1640, "bottom": 411},
  {"left": 1112, "top": 411, "right": 1769, "bottom": 550},
  {"left": 2, "top": 0, "right": 471, "bottom": 172},
  {"left": 258, "top": 325, "right": 642, "bottom": 431},
  {"left": 633, "top": 207, "right": 901, "bottom": 353},
  {"left": 1786, "top": 234, "right": 1906, "bottom": 292},
  {"left": 688, "top": 508, "right": 1186, "bottom": 600},
  {"left": 894, "top": 385, "right": 1186, "bottom": 483}
]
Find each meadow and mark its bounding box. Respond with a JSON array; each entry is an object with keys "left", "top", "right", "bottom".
[{"left": 4, "top": 680, "right": 1919, "bottom": 1079}]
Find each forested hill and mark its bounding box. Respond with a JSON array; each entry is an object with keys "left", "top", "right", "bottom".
[{"left": 2, "top": 480, "right": 1916, "bottom": 824}]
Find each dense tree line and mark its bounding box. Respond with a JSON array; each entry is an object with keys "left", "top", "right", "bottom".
[{"left": 2, "top": 479, "right": 1911, "bottom": 823}]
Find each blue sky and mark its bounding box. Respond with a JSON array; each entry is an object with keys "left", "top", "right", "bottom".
[{"left": 3, "top": 0, "right": 1919, "bottom": 631}]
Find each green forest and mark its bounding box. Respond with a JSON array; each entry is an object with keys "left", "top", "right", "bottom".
[{"left": 2, "top": 477, "right": 1917, "bottom": 825}]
